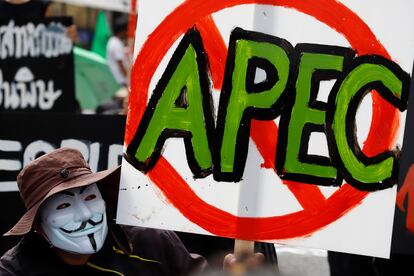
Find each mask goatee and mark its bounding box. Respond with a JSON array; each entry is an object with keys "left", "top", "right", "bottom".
[{"left": 88, "top": 233, "right": 97, "bottom": 252}]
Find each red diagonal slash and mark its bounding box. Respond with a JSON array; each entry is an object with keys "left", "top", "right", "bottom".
[{"left": 196, "top": 15, "right": 227, "bottom": 90}]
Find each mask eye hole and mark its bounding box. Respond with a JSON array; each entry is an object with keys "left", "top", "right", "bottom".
[
  {"left": 56, "top": 203, "right": 71, "bottom": 210},
  {"left": 85, "top": 194, "right": 96, "bottom": 201}
]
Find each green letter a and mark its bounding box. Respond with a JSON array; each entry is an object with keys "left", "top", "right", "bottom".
[{"left": 126, "top": 28, "right": 214, "bottom": 177}]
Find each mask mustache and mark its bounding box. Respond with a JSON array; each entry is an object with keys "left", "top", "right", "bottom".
[{"left": 60, "top": 215, "right": 104, "bottom": 234}]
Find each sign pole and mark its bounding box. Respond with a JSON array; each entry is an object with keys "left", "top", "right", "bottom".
[
  {"left": 231, "top": 4, "right": 277, "bottom": 263},
  {"left": 234, "top": 239, "right": 255, "bottom": 259}
]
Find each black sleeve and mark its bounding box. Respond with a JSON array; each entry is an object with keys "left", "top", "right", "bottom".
[
  {"left": 160, "top": 230, "right": 208, "bottom": 275},
  {"left": 122, "top": 225, "right": 208, "bottom": 275},
  {"left": 0, "top": 255, "right": 19, "bottom": 276}
]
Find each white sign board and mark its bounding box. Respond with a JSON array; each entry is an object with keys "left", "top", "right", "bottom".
[{"left": 117, "top": 0, "right": 414, "bottom": 258}]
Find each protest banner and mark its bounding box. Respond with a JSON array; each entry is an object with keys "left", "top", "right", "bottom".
[
  {"left": 0, "top": 113, "right": 125, "bottom": 190},
  {"left": 0, "top": 17, "right": 77, "bottom": 113},
  {"left": 117, "top": 0, "right": 414, "bottom": 258}
]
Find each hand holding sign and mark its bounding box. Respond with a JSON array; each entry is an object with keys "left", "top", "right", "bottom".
[{"left": 223, "top": 252, "right": 266, "bottom": 275}]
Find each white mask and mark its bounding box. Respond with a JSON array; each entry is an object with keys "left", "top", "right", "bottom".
[{"left": 39, "top": 183, "right": 108, "bottom": 254}]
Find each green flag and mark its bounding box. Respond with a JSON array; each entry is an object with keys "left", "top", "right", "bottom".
[
  {"left": 74, "top": 46, "right": 120, "bottom": 110},
  {"left": 91, "top": 11, "right": 112, "bottom": 58}
]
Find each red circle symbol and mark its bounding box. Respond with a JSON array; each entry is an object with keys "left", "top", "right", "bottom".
[{"left": 126, "top": 0, "right": 397, "bottom": 240}]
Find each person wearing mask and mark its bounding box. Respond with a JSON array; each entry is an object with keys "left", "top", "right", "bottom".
[{"left": 0, "top": 148, "right": 206, "bottom": 275}]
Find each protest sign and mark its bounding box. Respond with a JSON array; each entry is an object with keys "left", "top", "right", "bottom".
[
  {"left": 117, "top": 0, "right": 414, "bottom": 258},
  {"left": 0, "top": 17, "right": 77, "bottom": 112}
]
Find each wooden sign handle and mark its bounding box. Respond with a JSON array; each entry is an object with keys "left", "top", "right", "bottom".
[{"left": 234, "top": 239, "right": 255, "bottom": 259}]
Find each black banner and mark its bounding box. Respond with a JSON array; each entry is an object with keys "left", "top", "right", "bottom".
[{"left": 0, "top": 17, "right": 77, "bottom": 112}]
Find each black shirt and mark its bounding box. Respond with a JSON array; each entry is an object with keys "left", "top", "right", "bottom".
[{"left": 0, "top": 225, "right": 207, "bottom": 275}]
